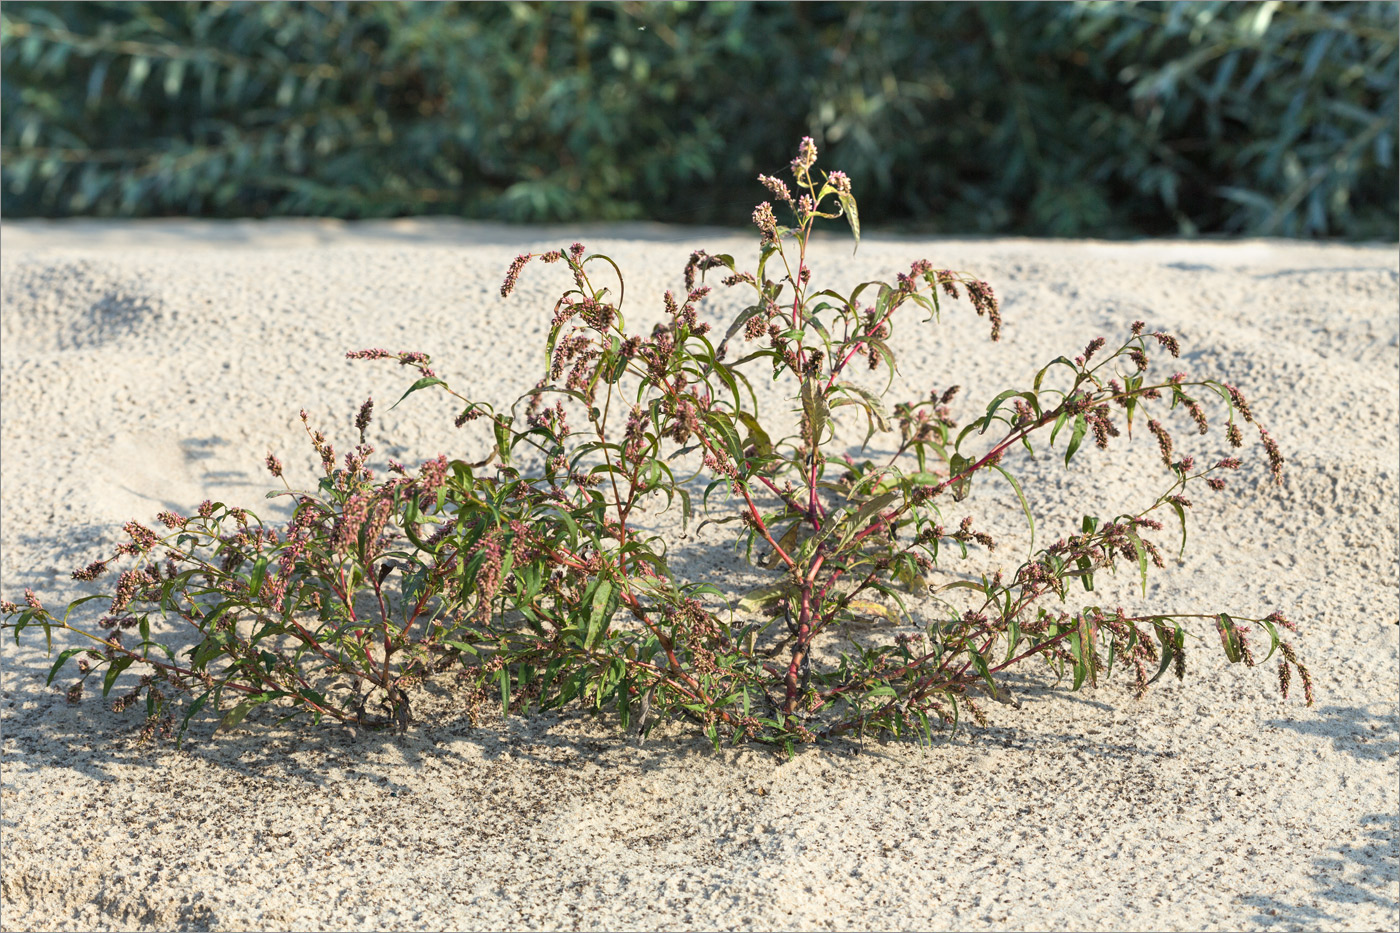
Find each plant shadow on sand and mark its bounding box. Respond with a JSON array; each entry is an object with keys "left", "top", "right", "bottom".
[
  {"left": 1238, "top": 813, "right": 1398, "bottom": 928},
  {"left": 1264, "top": 704, "right": 1400, "bottom": 763},
  {"left": 3, "top": 656, "right": 1152, "bottom": 796}
]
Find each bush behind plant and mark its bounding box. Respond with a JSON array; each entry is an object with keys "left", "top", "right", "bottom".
[
  {"left": 2, "top": 0, "right": 1395, "bottom": 238},
  {"left": 4, "top": 141, "right": 1313, "bottom": 750}
]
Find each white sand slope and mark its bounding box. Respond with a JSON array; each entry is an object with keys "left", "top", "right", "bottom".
[{"left": 1, "top": 220, "right": 1396, "bottom": 932}]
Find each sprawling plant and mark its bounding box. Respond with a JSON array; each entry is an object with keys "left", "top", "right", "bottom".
[
  {"left": 3, "top": 2, "right": 1395, "bottom": 237},
  {"left": 4, "top": 140, "right": 1311, "bottom": 750}
]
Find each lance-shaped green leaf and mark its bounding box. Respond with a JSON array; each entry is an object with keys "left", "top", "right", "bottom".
[
  {"left": 1076, "top": 554, "right": 1096, "bottom": 592},
  {"left": 800, "top": 376, "right": 831, "bottom": 445},
  {"left": 248, "top": 555, "right": 270, "bottom": 596},
  {"left": 1079, "top": 613, "right": 1098, "bottom": 687},
  {"left": 831, "top": 382, "right": 892, "bottom": 433},
  {"left": 948, "top": 453, "right": 974, "bottom": 502},
  {"left": 1065, "top": 413, "right": 1088, "bottom": 466},
  {"left": 46, "top": 647, "right": 86, "bottom": 686},
  {"left": 837, "top": 190, "right": 860, "bottom": 253},
  {"left": 1067, "top": 625, "right": 1089, "bottom": 691},
  {"left": 718, "top": 304, "right": 768, "bottom": 355},
  {"left": 980, "top": 389, "right": 1023, "bottom": 435},
  {"left": 1033, "top": 356, "right": 1078, "bottom": 392},
  {"left": 390, "top": 376, "right": 445, "bottom": 411},
  {"left": 1126, "top": 529, "right": 1149, "bottom": 595},
  {"left": 1216, "top": 613, "right": 1243, "bottom": 664},
  {"left": 1255, "top": 617, "right": 1282, "bottom": 662},
  {"left": 990, "top": 464, "right": 1034, "bottom": 553},
  {"left": 1168, "top": 498, "right": 1189, "bottom": 558},
  {"left": 102, "top": 656, "right": 135, "bottom": 697},
  {"left": 737, "top": 582, "right": 791, "bottom": 615},
  {"left": 842, "top": 490, "right": 900, "bottom": 547},
  {"left": 735, "top": 411, "right": 774, "bottom": 460},
  {"left": 584, "top": 579, "right": 617, "bottom": 649},
  {"left": 705, "top": 410, "right": 744, "bottom": 461},
  {"left": 843, "top": 599, "right": 898, "bottom": 623},
  {"left": 760, "top": 522, "right": 802, "bottom": 569},
  {"left": 179, "top": 692, "right": 211, "bottom": 738},
  {"left": 218, "top": 700, "right": 255, "bottom": 733},
  {"left": 1147, "top": 623, "right": 1182, "bottom": 686}
]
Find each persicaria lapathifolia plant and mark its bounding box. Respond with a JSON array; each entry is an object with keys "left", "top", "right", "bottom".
[{"left": 4, "top": 138, "right": 1312, "bottom": 750}]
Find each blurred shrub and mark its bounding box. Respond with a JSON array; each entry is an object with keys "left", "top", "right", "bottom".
[{"left": 2, "top": 0, "right": 1395, "bottom": 237}]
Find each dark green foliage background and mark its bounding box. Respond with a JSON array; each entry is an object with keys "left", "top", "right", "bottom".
[{"left": 3, "top": 0, "right": 1395, "bottom": 238}]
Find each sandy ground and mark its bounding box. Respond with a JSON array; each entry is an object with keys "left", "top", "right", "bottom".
[{"left": 1, "top": 219, "right": 1396, "bottom": 932}]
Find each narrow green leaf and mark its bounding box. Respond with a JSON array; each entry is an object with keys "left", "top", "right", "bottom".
[
  {"left": 706, "top": 411, "right": 744, "bottom": 461},
  {"left": 1076, "top": 554, "right": 1095, "bottom": 592},
  {"left": 990, "top": 464, "right": 1034, "bottom": 553},
  {"left": 844, "top": 599, "right": 897, "bottom": 623},
  {"left": 1068, "top": 632, "right": 1087, "bottom": 691},
  {"left": 248, "top": 556, "right": 269, "bottom": 596},
  {"left": 180, "top": 691, "right": 210, "bottom": 733},
  {"left": 102, "top": 656, "right": 135, "bottom": 697},
  {"left": 837, "top": 190, "right": 860, "bottom": 253},
  {"left": 1216, "top": 613, "right": 1243, "bottom": 664},
  {"left": 1127, "top": 531, "right": 1149, "bottom": 596},
  {"left": 1065, "top": 413, "right": 1088, "bottom": 466},
  {"left": 971, "top": 650, "right": 997, "bottom": 694},
  {"left": 1169, "top": 500, "right": 1188, "bottom": 558},
  {"left": 800, "top": 376, "right": 831, "bottom": 444},
  {"left": 718, "top": 304, "right": 767, "bottom": 354},
  {"left": 390, "top": 376, "right": 446, "bottom": 411},
  {"left": 734, "top": 411, "right": 774, "bottom": 459},
  {"left": 844, "top": 491, "right": 900, "bottom": 545},
  {"left": 218, "top": 700, "right": 254, "bottom": 732},
  {"left": 980, "top": 389, "right": 1022, "bottom": 435},
  {"left": 1146, "top": 623, "right": 1178, "bottom": 686},
  {"left": 1080, "top": 614, "right": 1098, "bottom": 687},
  {"left": 833, "top": 382, "right": 892, "bottom": 433},
  {"left": 585, "top": 579, "right": 614, "bottom": 649},
  {"left": 46, "top": 647, "right": 85, "bottom": 686},
  {"left": 1257, "top": 618, "right": 1281, "bottom": 662},
  {"left": 948, "top": 454, "right": 973, "bottom": 502},
  {"left": 1004, "top": 616, "right": 1022, "bottom": 664},
  {"left": 737, "top": 583, "right": 789, "bottom": 615}
]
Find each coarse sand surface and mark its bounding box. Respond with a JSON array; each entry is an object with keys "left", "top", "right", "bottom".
[{"left": 1, "top": 220, "right": 1396, "bottom": 931}]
